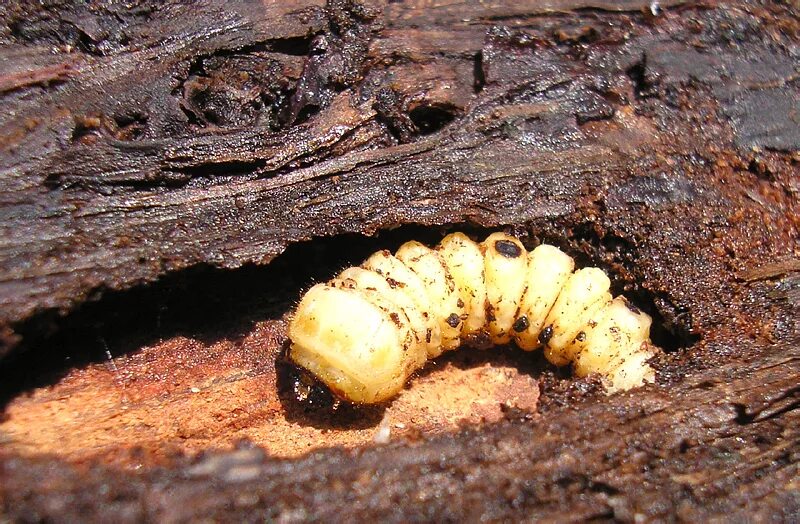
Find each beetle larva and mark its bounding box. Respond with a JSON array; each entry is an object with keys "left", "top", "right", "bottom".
[{"left": 288, "top": 232, "right": 658, "bottom": 404}]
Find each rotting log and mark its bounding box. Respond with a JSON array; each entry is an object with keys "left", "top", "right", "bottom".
[{"left": 0, "top": 0, "right": 798, "bottom": 521}]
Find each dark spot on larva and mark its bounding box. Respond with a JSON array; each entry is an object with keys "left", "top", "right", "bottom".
[
  {"left": 374, "top": 268, "right": 384, "bottom": 275},
  {"left": 485, "top": 304, "right": 496, "bottom": 322},
  {"left": 386, "top": 277, "right": 404, "bottom": 289},
  {"left": 588, "top": 320, "right": 598, "bottom": 328},
  {"left": 495, "top": 239, "right": 522, "bottom": 258},
  {"left": 457, "top": 298, "right": 464, "bottom": 308},
  {"left": 576, "top": 331, "right": 586, "bottom": 342},
  {"left": 539, "top": 325, "right": 554, "bottom": 345},
  {"left": 389, "top": 312, "right": 401, "bottom": 326},
  {"left": 624, "top": 301, "right": 642, "bottom": 315},
  {"left": 446, "top": 313, "right": 461, "bottom": 328},
  {"left": 426, "top": 329, "right": 432, "bottom": 343},
  {"left": 422, "top": 312, "right": 429, "bottom": 319},
  {"left": 513, "top": 316, "right": 529, "bottom": 333}
]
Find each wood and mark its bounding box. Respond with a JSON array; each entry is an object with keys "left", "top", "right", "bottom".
[
  {"left": 1, "top": 343, "right": 797, "bottom": 521},
  {"left": 0, "top": 0, "right": 797, "bottom": 520}
]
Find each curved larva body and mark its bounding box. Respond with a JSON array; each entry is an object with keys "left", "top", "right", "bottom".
[{"left": 288, "top": 232, "right": 658, "bottom": 404}]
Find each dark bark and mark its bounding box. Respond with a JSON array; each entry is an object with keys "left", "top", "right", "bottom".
[{"left": 0, "top": 0, "right": 798, "bottom": 521}]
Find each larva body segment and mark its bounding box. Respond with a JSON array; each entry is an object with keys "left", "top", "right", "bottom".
[
  {"left": 514, "top": 245, "right": 575, "bottom": 351},
  {"left": 336, "top": 267, "right": 429, "bottom": 369},
  {"left": 571, "top": 297, "right": 652, "bottom": 378},
  {"left": 542, "top": 268, "right": 612, "bottom": 366},
  {"left": 604, "top": 348, "right": 656, "bottom": 393},
  {"left": 437, "top": 233, "right": 487, "bottom": 338},
  {"left": 482, "top": 233, "right": 529, "bottom": 345},
  {"left": 287, "top": 232, "right": 659, "bottom": 404},
  {"left": 362, "top": 250, "right": 443, "bottom": 357},
  {"left": 395, "top": 241, "right": 465, "bottom": 353}
]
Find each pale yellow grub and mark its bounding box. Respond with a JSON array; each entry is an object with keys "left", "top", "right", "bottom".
[
  {"left": 396, "top": 241, "right": 465, "bottom": 352},
  {"left": 288, "top": 284, "right": 419, "bottom": 404},
  {"left": 514, "top": 245, "right": 575, "bottom": 350},
  {"left": 437, "top": 233, "right": 487, "bottom": 336},
  {"left": 542, "top": 267, "right": 611, "bottom": 366},
  {"left": 288, "top": 232, "right": 660, "bottom": 404},
  {"left": 572, "top": 297, "right": 653, "bottom": 379},
  {"left": 482, "top": 232, "right": 528, "bottom": 344},
  {"left": 363, "top": 250, "right": 442, "bottom": 356}
]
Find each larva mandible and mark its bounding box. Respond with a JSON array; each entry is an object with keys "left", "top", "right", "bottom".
[{"left": 288, "top": 232, "right": 658, "bottom": 404}]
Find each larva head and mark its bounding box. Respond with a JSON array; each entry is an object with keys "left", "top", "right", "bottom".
[{"left": 287, "top": 283, "right": 419, "bottom": 404}]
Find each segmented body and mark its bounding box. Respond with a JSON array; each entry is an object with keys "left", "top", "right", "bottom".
[{"left": 288, "top": 232, "right": 657, "bottom": 404}]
